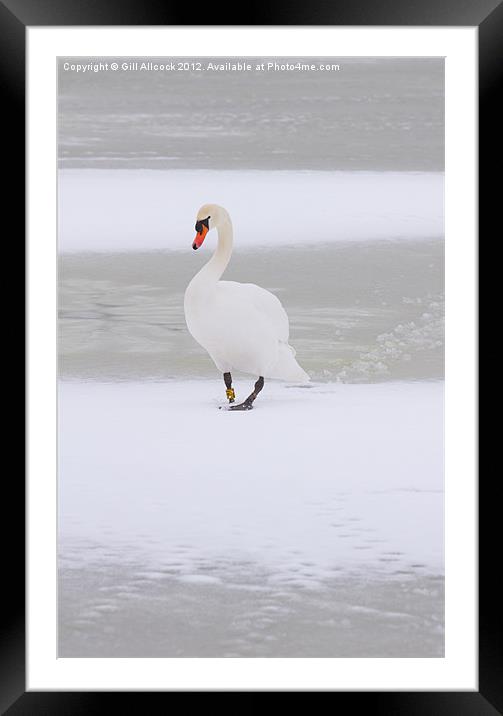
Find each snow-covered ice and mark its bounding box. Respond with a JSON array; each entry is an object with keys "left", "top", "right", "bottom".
[
  {"left": 58, "top": 169, "right": 444, "bottom": 253},
  {"left": 58, "top": 378, "right": 444, "bottom": 657}
]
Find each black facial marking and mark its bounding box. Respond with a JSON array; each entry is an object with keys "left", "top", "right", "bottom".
[{"left": 194, "top": 216, "right": 210, "bottom": 233}]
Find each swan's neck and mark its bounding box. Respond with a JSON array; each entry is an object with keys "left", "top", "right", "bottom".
[{"left": 192, "top": 219, "right": 233, "bottom": 286}]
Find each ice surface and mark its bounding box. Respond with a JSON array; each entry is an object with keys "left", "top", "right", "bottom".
[
  {"left": 59, "top": 243, "right": 444, "bottom": 384},
  {"left": 59, "top": 379, "right": 444, "bottom": 572},
  {"left": 58, "top": 57, "right": 444, "bottom": 172},
  {"left": 58, "top": 379, "right": 444, "bottom": 656},
  {"left": 58, "top": 169, "right": 444, "bottom": 253}
]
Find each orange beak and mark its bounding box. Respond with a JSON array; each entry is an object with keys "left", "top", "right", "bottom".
[{"left": 192, "top": 224, "right": 208, "bottom": 250}]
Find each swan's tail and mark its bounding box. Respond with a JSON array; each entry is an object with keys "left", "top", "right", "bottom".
[{"left": 267, "top": 342, "right": 310, "bottom": 383}]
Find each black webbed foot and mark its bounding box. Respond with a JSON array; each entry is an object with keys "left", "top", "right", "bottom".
[{"left": 228, "top": 399, "right": 254, "bottom": 411}]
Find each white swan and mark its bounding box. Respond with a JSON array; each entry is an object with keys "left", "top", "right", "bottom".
[{"left": 184, "top": 204, "right": 309, "bottom": 410}]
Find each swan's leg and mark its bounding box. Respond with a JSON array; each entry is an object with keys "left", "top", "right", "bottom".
[
  {"left": 229, "top": 376, "right": 264, "bottom": 411},
  {"left": 223, "top": 372, "right": 235, "bottom": 403}
]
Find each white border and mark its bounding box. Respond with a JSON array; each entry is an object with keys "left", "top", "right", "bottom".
[{"left": 27, "top": 27, "right": 477, "bottom": 691}]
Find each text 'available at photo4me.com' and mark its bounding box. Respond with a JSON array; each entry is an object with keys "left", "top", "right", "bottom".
[{"left": 61, "top": 59, "right": 342, "bottom": 74}]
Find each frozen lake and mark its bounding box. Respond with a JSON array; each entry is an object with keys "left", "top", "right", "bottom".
[
  {"left": 58, "top": 165, "right": 444, "bottom": 657},
  {"left": 58, "top": 380, "right": 444, "bottom": 657},
  {"left": 58, "top": 57, "right": 444, "bottom": 172},
  {"left": 59, "top": 242, "right": 444, "bottom": 384},
  {"left": 58, "top": 169, "right": 444, "bottom": 253}
]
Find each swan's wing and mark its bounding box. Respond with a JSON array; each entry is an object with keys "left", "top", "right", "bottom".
[{"left": 218, "top": 281, "right": 289, "bottom": 342}]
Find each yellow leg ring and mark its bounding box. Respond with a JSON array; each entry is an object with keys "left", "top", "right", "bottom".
[{"left": 226, "top": 388, "right": 235, "bottom": 403}]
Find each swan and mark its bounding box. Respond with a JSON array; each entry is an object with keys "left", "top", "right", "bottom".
[{"left": 184, "top": 204, "right": 309, "bottom": 410}]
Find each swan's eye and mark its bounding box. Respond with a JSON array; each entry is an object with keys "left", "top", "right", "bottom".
[{"left": 195, "top": 216, "right": 210, "bottom": 234}]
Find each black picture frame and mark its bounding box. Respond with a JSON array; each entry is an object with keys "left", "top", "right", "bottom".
[{"left": 4, "top": 0, "right": 492, "bottom": 711}]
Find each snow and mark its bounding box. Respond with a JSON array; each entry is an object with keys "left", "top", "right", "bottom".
[
  {"left": 58, "top": 378, "right": 444, "bottom": 656},
  {"left": 58, "top": 169, "right": 444, "bottom": 253},
  {"left": 58, "top": 379, "right": 444, "bottom": 580}
]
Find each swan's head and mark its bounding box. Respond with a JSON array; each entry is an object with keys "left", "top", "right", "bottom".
[{"left": 192, "top": 204, "right": 229, "bottom": 250}]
